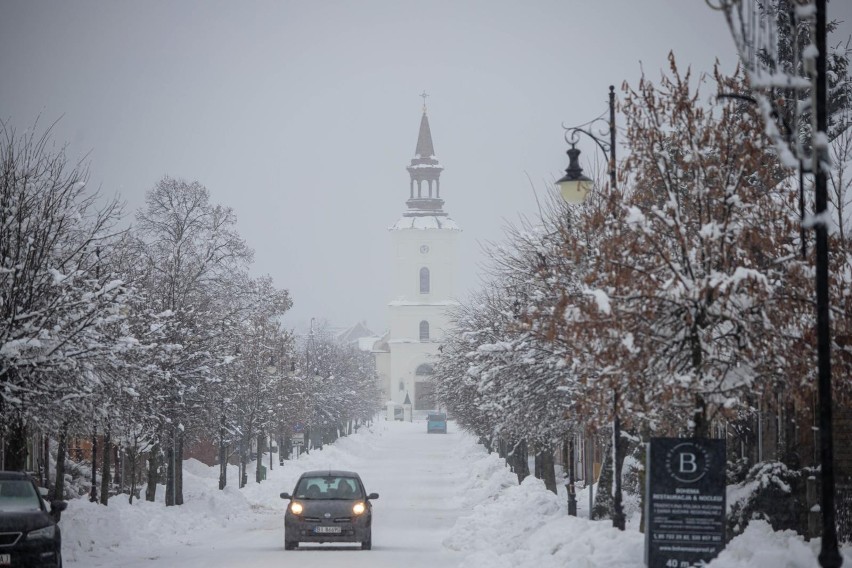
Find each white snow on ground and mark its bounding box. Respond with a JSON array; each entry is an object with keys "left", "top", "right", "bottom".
[{"left": 62, "top": 420, "right": 852, "bottom": 567}]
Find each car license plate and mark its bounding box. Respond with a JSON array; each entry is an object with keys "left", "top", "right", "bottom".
[
  {"left": 314, "top": 526, "right": 341, "bottom": 534},
  {"left": 0, "top": 553, "right": 10, "bottom": 566}
]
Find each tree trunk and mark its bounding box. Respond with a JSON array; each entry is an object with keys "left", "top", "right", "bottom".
[
  {"left": 145, "top": 444, "right": 159, "bottom": 502},
  {"left": 638, "top": 439, "right": 648, "bottom": 534},
  {"left": 612, "top": 394, "right": 627, "bottom": 531},
  {"left": 42, "top": 434, "right": 50, "bottom": 489},
  {"left": 255, "top": 433, "right": 264, "bottom": 483},
  {"left": 303, "top": 427, "right": 310, "bottom": 455},
  {"left": 100, "top": 427, "right": 111, "bottom": 505},
  {"left": 53, "top": 424, "right": 67, "bottom": 500},
  {"left": 782, "top": 398, "right": 801, "bottom": 469},
  {"left": 693, "top": 394, "right": 709, "bottom": 438},
  {"left": 534, "top": 446, "right": 543, "bottom": 479},
  {"left": 165, "top": 435, "right": 175, "bottom": 506},
  {"left": 113, "top": 444, "right": 122, "bottom": 491},
  {"left": 175, "top": 431, "right": 183, "bottom": 505},
  {"left": 89, "top": 429, "right": 98, "bottom": 503},
  {"left": 593, "top": 440, "right": 614, "bottom": 520},
  {"left": 128, "top": 446, "right": 138, "bottom": 505},
  {"left": 564, "top": 437, "right": 578, "bottom": 516},
  {"left": 541, "top": 447, "right": 557, "bottom": 494},
  {"left": 282, "top": 432, "right": 290, "bottom": 462},
  {"left": 219, "top": 418, "right": 228, "bottom": 490},
  {"left": 513, "top": 440, "right": 529, "bottom": 484},
  {"left": 4, "top": 417, "right": 28, "bottom": 471},
  {"left": 239, "top": 436, "right": 248, "bottom": 488}
]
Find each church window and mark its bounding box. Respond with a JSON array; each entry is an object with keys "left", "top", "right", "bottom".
[
  {"left": 415, "top": 363, "right": 433, "bottom": 375},
  {"left": 419, "top": 321, "right": 430, "bottom": 342},
  {"left": 419, "top": 267, "right": 430, "bottom": 294}
]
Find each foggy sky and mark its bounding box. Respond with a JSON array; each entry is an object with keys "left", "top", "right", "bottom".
[{"left": 2, "top": 1, "right": 850, "bottom": 335}]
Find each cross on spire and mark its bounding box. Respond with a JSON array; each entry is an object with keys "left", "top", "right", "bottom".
[{"left": 420, "top": 90, "right": 429, "bottom": 112}]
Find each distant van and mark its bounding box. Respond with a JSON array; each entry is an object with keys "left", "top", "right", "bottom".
[{"left": 426, "top": 413, "right": 447, "bottom": 434}]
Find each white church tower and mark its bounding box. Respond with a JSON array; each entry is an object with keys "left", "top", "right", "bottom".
[{"left": 374, "top": 100, "right": 460, "bottom": 413}]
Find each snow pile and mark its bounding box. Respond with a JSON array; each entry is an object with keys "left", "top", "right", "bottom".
[
  {"left": 446, "top": 473, "right": 644, "bottom": 568},
  {"left": 452, "top": 439, "right": 517, "bottom": 508},
  {"left": 714, "top": 521, "right": 833, "bottom": 568},
  {"left": 62, "top": 461, "right": 259, "bottom": 562}
]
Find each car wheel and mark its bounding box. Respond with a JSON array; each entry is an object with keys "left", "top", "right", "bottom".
[
  {"left": 361, "top": 530, "right": 372, "bottom": 550},
  {"left": 285, "top": 539, "right": 298, "bottom": 550}
]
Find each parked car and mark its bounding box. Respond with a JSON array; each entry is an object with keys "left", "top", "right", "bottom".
[
  {"left": 280, "top": 470, "right": 378, "bottom": 550},
  {"left": 0, "top": 471, "right": 67, "bottom": 567},
  {"left": 426, "top": 412, "right": 447, "bottom": 434}
]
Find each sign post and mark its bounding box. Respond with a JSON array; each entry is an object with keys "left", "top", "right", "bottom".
[{"left": 645, "top": 438, "right": 726, "bottom": 568}]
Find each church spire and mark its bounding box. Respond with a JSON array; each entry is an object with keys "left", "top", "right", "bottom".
[
  {"left": 415, "top": 91, "right": 435, "bottom": 158},
  {"left": 414, "top": 111, "right": 436, "bottom": 159},
  {"left": 405, "top": 94, "right": 446, "bottom": 217}
]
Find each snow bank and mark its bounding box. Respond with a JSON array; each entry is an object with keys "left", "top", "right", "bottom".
[{"left": 446, "top": 473, "right": 644, "bottom": 568}]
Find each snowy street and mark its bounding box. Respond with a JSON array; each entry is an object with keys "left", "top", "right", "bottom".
[{"left": 64, "top": 420, "right": 475, "bottom": 568}]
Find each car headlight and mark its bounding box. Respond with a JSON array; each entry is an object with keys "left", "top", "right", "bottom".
[
  {"left": 27, "top": 524, "right": 55, "bottom": 540},
  {"left": 352, "top": 502, "right": 366, "bottom": 515},
  {"left": 290, "top": 502, "right": 303, "bottom": 515}
]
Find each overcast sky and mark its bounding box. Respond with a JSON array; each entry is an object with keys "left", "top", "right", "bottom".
[{"left": 2, "top": 1, "right": 850, "bottom": 335}]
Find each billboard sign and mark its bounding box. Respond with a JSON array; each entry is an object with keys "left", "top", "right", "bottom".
[{"left": 645, "top": 438, "right": 726, "bottom": 568}]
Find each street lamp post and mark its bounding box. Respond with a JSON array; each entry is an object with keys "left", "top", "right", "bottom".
[
  {"left": 711, "top": 0, "right": 840, "bottom": 563},
  {"left": 556, "top": 85, "right": 625, "bottom": 531},
  {"left": 812, "top": 2, "right": 841, "bottom": 566}
]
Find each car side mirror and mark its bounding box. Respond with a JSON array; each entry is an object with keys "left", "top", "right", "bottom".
[
  {"left": 50, "top": 501, "right": 67, "bottom": 521},
  {"left": 367, "top": 493, "right": 379, "bottom": 500},
  {"left": 280, "top": 492, "right": 291, "bottom": 500}
]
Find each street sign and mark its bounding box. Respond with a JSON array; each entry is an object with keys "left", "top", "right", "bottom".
[
  {"left": 291, "top": 432, "right": 305, "bottom": 446},
  {"left": 645, "top": 438, "right": 726, "bottom": 568}
]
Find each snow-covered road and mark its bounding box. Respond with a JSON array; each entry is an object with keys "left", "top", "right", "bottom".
[{"left": 65, "top": 420, "right": 475, "bottom": 567}]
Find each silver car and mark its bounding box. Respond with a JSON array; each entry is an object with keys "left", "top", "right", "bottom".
[{"left": 280, "top": 470, "right": 378, "bottom": 550}]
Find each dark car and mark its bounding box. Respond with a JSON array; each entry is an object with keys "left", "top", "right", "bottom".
[
  {"left": 280, "top": 470, "right": 378, "bottom": 550},
  {"left": 426, "top": 413, "right": 447, "bottom": 433},
  {"left": 0, "top": 471, "right": 67, "bottom": 567}
]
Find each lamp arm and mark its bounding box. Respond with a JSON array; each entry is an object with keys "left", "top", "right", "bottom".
[{"left": 562, "top": 124, "right": 611, "bottom": 161}]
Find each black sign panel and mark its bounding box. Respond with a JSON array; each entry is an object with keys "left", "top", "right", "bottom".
[{"left": 645, "top": 438, "right": 726, "bottom": 568}]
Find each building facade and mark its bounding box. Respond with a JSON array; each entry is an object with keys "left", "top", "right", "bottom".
[{"left": 374, "top": 106, "right": 460, "bottom": 413}]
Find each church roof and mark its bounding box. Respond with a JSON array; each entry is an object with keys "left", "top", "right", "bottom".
[
  {"left": 336, "top": 321, "right": 380, "bottom": 350},
  {"left": 414, "top": 112, "right": 435, "bottom": 159},
  {"left": 389, "top": 215, "right": 460, "bottom": 231}
]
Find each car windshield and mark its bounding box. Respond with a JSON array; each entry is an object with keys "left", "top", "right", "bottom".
[
  {"left": 428, "top": 414, "right": 446, "bottom": 421},
  {"left": 0, "top": 480, "right": 42, "bottom": 512},
  {"left": 294, "top": 476, "right": 363, "bottom": 500}
]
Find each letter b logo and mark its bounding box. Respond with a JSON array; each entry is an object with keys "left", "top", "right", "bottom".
[
  {"left": 665, "top": 442, "right": 709, "bottom": 483},
  {"left": 679, "top": 452, "right": 698, "bottom": 474}
]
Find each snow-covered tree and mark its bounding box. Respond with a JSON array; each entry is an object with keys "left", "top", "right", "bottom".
[
  {"left": 0, "top": 122, "right": 127, "bottom": 470},
  {"left": 132, "top": 176, "right": 253, "bottom": 504}
]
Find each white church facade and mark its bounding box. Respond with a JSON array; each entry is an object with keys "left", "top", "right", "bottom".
[{"left": 373, "top": 104, "right": 460, "bottom": 413}]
